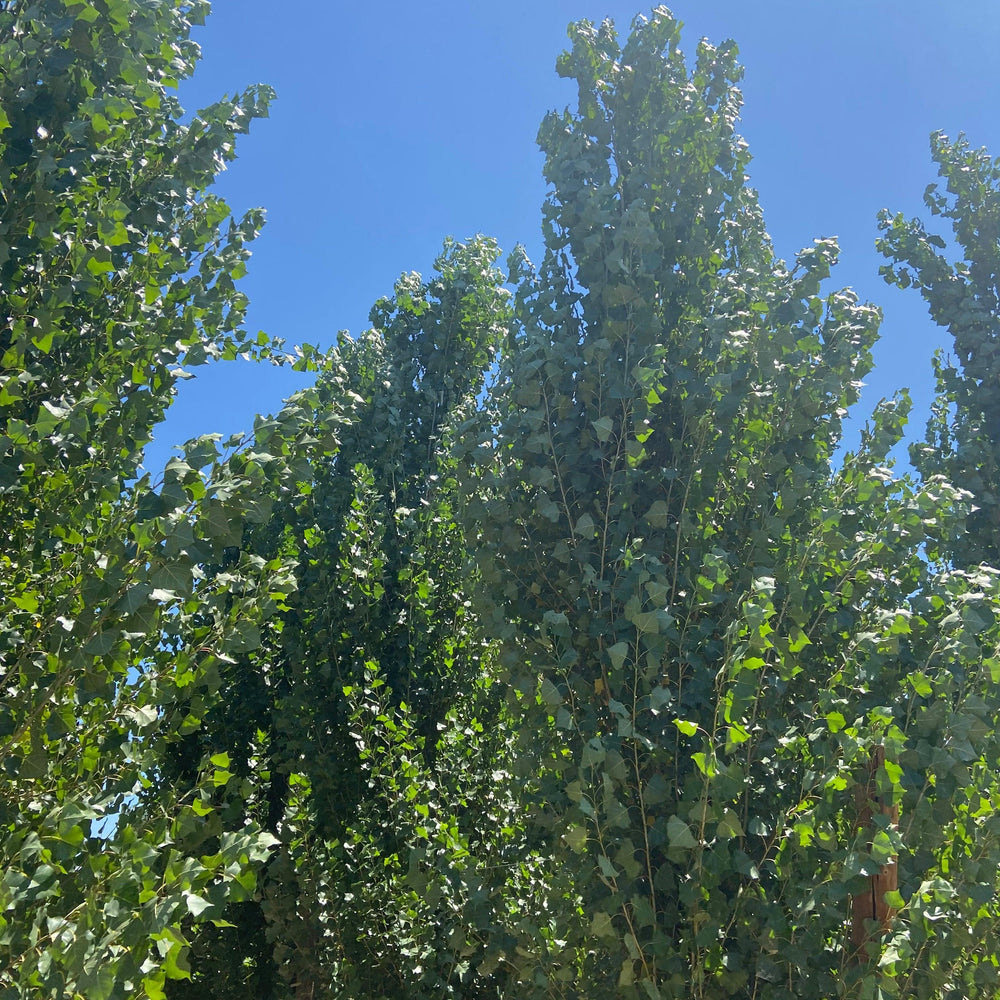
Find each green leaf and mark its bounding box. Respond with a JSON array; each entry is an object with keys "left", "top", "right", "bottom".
[
  {"left": 150, "top": 563, "right": 191, "bottom": 596},
  {"left": 11, "top": 591, "right": 39, "bottom": 612},
  {"left": 608, "top": 641, "right": 629, "bottom": 672},
  {"left": 143, "top": 972, "right": 168, "bottom": 1000},
  {"left": 128, "top": 705, "right": 159, "bottom": 730},
  {"left": 592, "top": 416, "right": 614, "bottom": 442},
  {"left": 644, "top": 500, "right": 671, "bottom": 528},
  {"left": 726, "top": 724, "right": 750, "bottom": 748},
  {"left": 184, "top": 892, "right": 212, "bottom": 917},
  {"left": 562, "top": 824, "right": 587, "bottom": 852},
  {"left": 667, "top": 816, "right": 697, "bottom": 849},
  {"left": 77, "top": 963, "right": 116, "bottom": 1000},
  {"left": 116, "top": 583, "right": 152, "bottom": 614},
  {"left": 650, "top": 685, "right": 672, "bottom": 712},
  {"left": 201, "top": 501, "right": 242, "bottom": 544},
  {"left": 717, "top": 809, "right": 744, "bottom": 839},
  {"left": 160, "top": 930, "right": 192, "bottom": 980},
  {"left": 641, "top": 980, "right": 663, "bottom": 1000},
  {"left": 825, "top": 711, "right": 847, "bottom": 733},
  {"left": 32, "top": 329, "right": 55, "bottom": 355},
  {"left": 691, "top": 752, "right": 715, "bottom": 777},
  {"left": 540, "top": 676, "right": 563, "bottom": 706},
  {"left": 883, "top": 759, "right": 903, "bottom": 786}
]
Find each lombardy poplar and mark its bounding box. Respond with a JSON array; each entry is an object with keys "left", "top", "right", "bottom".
[
  {"left": 879, "top": 132, "right": 1000, "bottom": 570},
  {"left": 476, "top": 10, "right": 1000, "bottom": 999},
  {"left": 164, "top": 239, "right": 528, "bottom": 999},
  {"left": 5, "top": 4, "right": 1000, "bottom": 1000},
  {"left": 0, "top": 1, "right": 340, "bottom": 996}
]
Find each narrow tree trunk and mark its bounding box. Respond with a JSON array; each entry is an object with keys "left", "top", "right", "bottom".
[{"left": 848, "top": 745, "right": 899, "bottom": 961}]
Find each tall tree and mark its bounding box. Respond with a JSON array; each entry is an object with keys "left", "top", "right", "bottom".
[
  {"left": 9, "top": 4, "right": 1000, "bottom": 999},
  {"left": 476, "top": 10, "right": 1000, "bottom": 998},
  {"left": 878, "top": 130, "right": 1000, "bottom": 568},
  {"left": 166, "top": 238, "right": 537, "bottom": 999},
  {"left": 0, "top": 2, "right": 322, "bottom": 995}
]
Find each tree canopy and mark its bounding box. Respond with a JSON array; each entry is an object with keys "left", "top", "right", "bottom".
[{"left": 2, "top": 4, "right": 1000, "bottom": 999}]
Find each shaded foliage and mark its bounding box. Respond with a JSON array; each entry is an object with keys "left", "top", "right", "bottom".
[{"left": 167, "top": 239, "right": 541, "bottom": 998}]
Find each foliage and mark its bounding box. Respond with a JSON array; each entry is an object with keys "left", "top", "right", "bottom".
[
  {"left": 473, "top": 9, "right": 1000, "bottom": 998},
  {"left": 163, "top": 238, "right": 546, "bottom": 999},
  {"left": 878, "top": 131, "right": 1000, "bottom": 568},
  {"left": 874, "top": 128, "right": 1000, "bottom": 999},
  {"left": 6, "top": 4, "right": 1000, "bottom": 1000},
  {"left": 0, "top": 1, "right": 317, "bottom": 995}
]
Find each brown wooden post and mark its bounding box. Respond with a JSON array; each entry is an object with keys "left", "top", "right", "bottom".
[{"left": 848, "top": 745, "right": 899, "bottom": 960}]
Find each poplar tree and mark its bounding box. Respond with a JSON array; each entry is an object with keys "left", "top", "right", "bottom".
[
  {"left": 7, "top": 5, "right": 1000, "bottom": 999},
  {"left": 476, "top": 10, "right": 1000, "bottom": 997},
  {"left": 0, "top": 3, "right": 322, "bottom": 995},
  {"left": 879, "top": 131, "right": 1000, "bottom": 568},
  {"left": 166, "top": 239, "right": 527, "bottom": 999}
]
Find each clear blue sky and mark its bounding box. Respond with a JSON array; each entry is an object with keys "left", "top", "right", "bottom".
[{"left": 148, "top": 1, "right": 1000, "bottom": 472}]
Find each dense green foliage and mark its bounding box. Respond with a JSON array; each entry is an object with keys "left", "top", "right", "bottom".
[
  {"left": 0, "top": 1, "right": 327, "bottom": 995},
  {"left": 474, "top": 16, "right": 1000, "bottom": 997},
  {"left": 2, "top": 3, "right": 1000, "bottom": 999},
  {"left": 163, "top": 238, "right": 530, "bottom": 999}
]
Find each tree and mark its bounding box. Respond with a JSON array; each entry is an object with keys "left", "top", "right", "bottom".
[
  {"left": 164, "top": 238, "right": 538, "bottom": 999},
  {"left": 872, "top": 128, "right": 1000, "bottom": 999},
  {"left": 0, "top": 2, "right": 327, "bottom": 995},
  {"left": 473, "top": 9, "right": 1000, "bottom": 998},
  {"left": 8, "top": 4, "right": 1000, "bottom": 999},
  {"left": 879, "top": 131, "right": 1000, "bottom": 569}
]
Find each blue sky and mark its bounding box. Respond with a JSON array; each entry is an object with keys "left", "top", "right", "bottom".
[{"left": 149, "top": 1, "right": 1000, "bottom": 472}]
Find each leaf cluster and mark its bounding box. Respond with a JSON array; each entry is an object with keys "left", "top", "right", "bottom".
[{"left": 5, "top": 5, "right": 1000, "bottom": 1000}]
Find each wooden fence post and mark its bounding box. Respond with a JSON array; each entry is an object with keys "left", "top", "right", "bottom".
[{"left": 848, "top": 744, "right": 899, "bottom": 961}]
